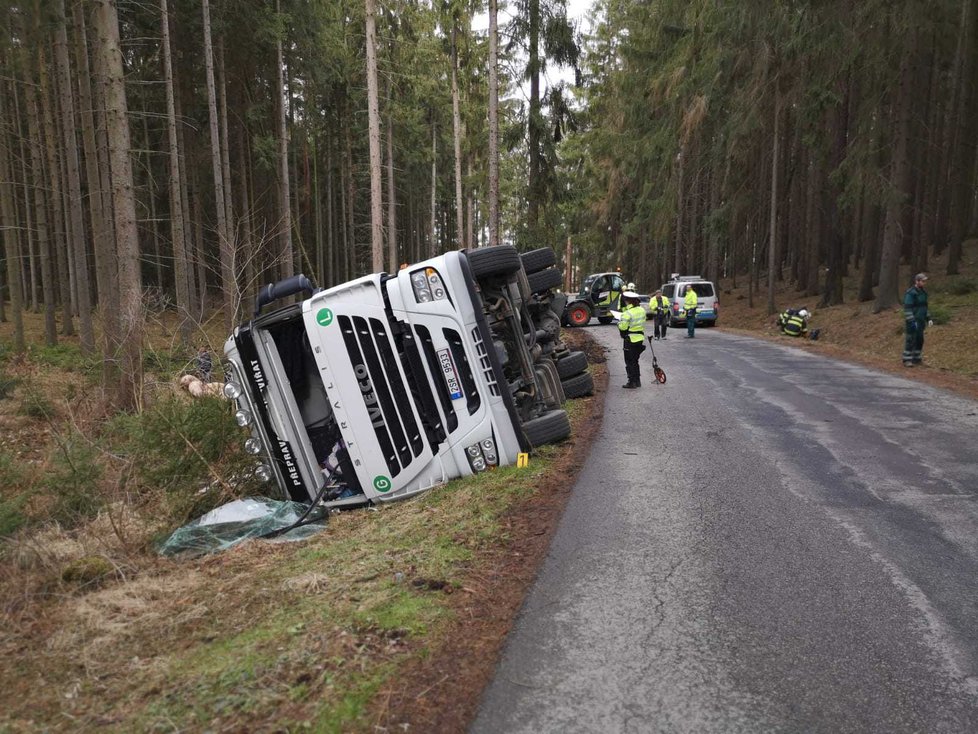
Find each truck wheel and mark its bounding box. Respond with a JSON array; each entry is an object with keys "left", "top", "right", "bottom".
[
  {"left": 527, "top": 267, "right": 562, "bottom": 294},
  {"left": 520, "top": 247, "right": 556, "bottom": 274},
  {"left": 561, "top": 372, "right": 594, "bottom": 399},
  {"left": 466, "top": 245, "right": 521, "bottom": 278},
  {"left": 521, "top": 409, "right": 571, "bottom": 447},
  {"left": 556, "top": 350, "right": 588, "bottom": 379},
  {"left": 565, "top": 303, "right": 591, "bottom": 327},
  {"left": 597, "top": 315, "right": 614, "bottom": 324}
]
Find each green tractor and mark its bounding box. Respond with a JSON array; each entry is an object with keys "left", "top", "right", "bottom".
[{"left": 562, "top": 272, "right": 627, "bottom": 327}]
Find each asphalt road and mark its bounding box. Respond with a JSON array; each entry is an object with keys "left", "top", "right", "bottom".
[{"left": 472, "top": 325, "right": 978, "bottom": 733}]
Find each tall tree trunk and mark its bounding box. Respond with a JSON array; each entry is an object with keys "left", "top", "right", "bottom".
[
  {"left": 365, "top": 0, "right": 384, "bottom": 272},
  {"left": 487, "top": 0, "right": 500, "bottom": 248},
  {"left": 216, "top": 34, "right": 234, "bottom": 261},
  {"left": 0, "top": 81, "right": 25, "bottom": 352},
  {"left": 238, "top": 131, "right": 255, "bottom": 302},
  {"left": 54, "top": 0, "right": 95, "bottom": 354},
  {"left": 276, "top": 0, "right": 293, "bottom": 280},
  {"left": 37, "top": 46, "right": 74, "bottom": 337},
  {"left": 947, "top": 0, "right": 978, "bottom": 274},
  {"left": 174, "top": 80, "right": 199, "bottom": 319},
  {"left": 89, "top": 3, "right": 122, "bottom": 346},
  {"left": 875, "top": 34, "right": 917, "bottom": 312},
  {"left": 430, "top": 121, "right": 437, "bottom": 257},
  {"left": 386, "top": 102, "right": 398, "bottom": 272},
  {"left": 466, "top": 155, "right": 474, "bottom": 249},
  {"left": 821, "top": 77, "right": 849, "bottom": 308},
  {"left": 527, "top": 0, "right": 541, "bottom": 233},
  {"left": 344, "top": 121, "right": 355, "bottom": 278},
  {"left": 160, "top": 0, "right": 191, "bottom": 342},
  {"left": 24, "top": 71, "right": 57, "bottom": 345},
  {"left": 10, "top": 77, "right": 36, "bottom": 315},
  {"left": 94, "top": 0, "right": 143, "bottom": 409},
  {"left": 451, "top": 23, "right": 464, "bottom": 250},
  {"left": 674, "top": 146, "right": 684, "bottom": 274},
  {"left": 326, "top": 140, "right": 335, "bottom": 285},
  {"left": 768, "top": 94, "right": 780, "bottom": 316},
  {"left": 202, "top": 0, "right": 233, "bottom": 328},
  {"left": 141, "top": 113, "right": 163, "bottom": 288}
]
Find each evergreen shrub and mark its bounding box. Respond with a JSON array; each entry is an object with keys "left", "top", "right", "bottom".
[
  {"left": 44, "top": 435, "right": 104, "bottom": 527},
  {"left": 124, "top": 395, "right": 258, "bottom": 523}
]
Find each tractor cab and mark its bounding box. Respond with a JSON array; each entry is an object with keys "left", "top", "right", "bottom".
[{"left": 563, "top": 272, "right": 626, "bottom": 327}]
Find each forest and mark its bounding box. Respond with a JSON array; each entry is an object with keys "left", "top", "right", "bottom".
[
  {"left": 1, "top": 0, "right": 977, "bottom": 406},
  {"left": 2, "top": 3, "right": 978, "bottom": 727}
]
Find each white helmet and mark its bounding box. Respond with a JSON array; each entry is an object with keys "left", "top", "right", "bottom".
[
  {"left": 798, "top": 309, "right": 810, "bottom": 319},
  {"left": 626, "top": 282, "right": 636, "bottom": 291},
  {"left": 621, "top": 290, "right": 640, "bottom": 300}
]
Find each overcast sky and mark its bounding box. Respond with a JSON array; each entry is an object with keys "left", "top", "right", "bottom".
[{"left": 472, "top": 0, "right": 595, "bottom": 97}]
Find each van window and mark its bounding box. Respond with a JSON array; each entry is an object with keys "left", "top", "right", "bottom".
[
  {"left": 662, "top": 284, "right": 676, "bottom": 298},
  {"left": 689, "top": 283, "right": 715, "bottom": 298}
]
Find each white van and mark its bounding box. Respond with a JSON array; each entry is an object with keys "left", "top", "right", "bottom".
[{"left": 660, "top": 275, "right": 719, "bottom": 326}]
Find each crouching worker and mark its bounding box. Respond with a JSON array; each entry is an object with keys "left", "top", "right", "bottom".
[
  {"left": 779, "top": 308, "right": 810, "bottom": 337},
  {"left": 619, "top": 291, "right": 647, "bottom": 388}
]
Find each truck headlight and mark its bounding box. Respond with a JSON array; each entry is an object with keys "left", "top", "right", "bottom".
[
  {"left": 481, "top": 438, "right": 498, "bottom": 466},
  {"left": 465, "top": 439, "right": 496, "bottom": 472},
  {"left": 255, "top": 464, "right": 273, "bottom": 482},
  {"left": 411, "top": 268, "right": 447, "bottom": 303},
  {"left": 223, "top": 382, "right": 242, "bottom": 399},
  {"left": 234, "top": 409, "right": 252, "bottom": 427},
  {"left": 244, "top": 438, "right": 262, "bottom": 455}
]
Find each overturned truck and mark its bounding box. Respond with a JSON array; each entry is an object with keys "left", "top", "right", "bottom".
[{"left": 222, "top": 245, "right": 589, "bottom": 511}]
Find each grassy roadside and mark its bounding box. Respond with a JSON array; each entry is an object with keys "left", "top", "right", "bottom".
[
  {"left": 714, "top": 240, "right": 978, "bottom": 399},
  {"left": 0, "top": 314, "right": 606, "bottom": 732}
]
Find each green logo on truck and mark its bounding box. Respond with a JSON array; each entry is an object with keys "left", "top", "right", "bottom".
[
  {"left": 316, "top": 308, "right": 334, "bottom": 327},
  {"left": 373, "top": 475, "right": 392, "bottom": 493}
]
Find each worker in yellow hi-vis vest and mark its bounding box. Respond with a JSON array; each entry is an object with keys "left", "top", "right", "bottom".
[{"left": 618, "top": 291, "right": 647, "bottom": 388}]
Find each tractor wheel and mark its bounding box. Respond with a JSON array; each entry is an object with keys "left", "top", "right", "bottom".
[{"left": 565, "top": 303, "right": 591, "bottom": 327}]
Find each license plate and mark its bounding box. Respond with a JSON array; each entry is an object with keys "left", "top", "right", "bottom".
[{"left": 437, "top": 348, "right": 464, "bottom": 400}]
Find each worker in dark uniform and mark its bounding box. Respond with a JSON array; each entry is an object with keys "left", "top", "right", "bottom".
[
  {"left": 650, "top": 289, "right": 670, "bottom": 340},
  {"left": 618, "top": 291, "right": 647, "bottom": 388},
  {"left": 903, "top": 272, "right": 930, "bottom": 367}
]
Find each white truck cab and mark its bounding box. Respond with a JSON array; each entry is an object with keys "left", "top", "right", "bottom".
[{"left": 223, "top": 247, "right": 571, "bottom": 509}]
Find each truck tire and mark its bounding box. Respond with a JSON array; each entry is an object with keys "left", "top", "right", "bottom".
[
  {"left": 527, "top": 267, "right": 562, "bottom": 294},
  {"left": 520, "top": 247, "right": 556, "bottom": 274},
  {"left": 466, "top": 245, "right": 521, "bottom": 278},
  {"left": 565, "top": 302, "right": 591, "bottom": 327},
  {"left": 556, "top": 350, "right": 588, "bottom": 379},
  {"left": 521, "top": 409, "right": 571, "bottom": 447},
  {"left": 561, "top": 371, "right": 594, "bottom": 399}
]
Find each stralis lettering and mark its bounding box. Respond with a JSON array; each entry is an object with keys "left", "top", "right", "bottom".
[
  {"left": 277, "top": 440, "right": 303, "bottom": 486},
  {"left": 249, "top": 359, "right": 266, "bottom": 391},
  {"left": 354, "top": 363, "right": 385, "bottom": 429}
]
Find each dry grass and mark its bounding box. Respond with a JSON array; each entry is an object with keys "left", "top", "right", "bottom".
[
  {"left": 716, "top": 240, "right": 978, "bottom": 400},
  {"left": 0, "top": 296, "right": 605, "bottom": 730}
]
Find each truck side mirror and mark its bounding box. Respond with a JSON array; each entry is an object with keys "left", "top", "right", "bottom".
[{"left": 254, "top": 274, "right": 319, "bottom": 316}]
